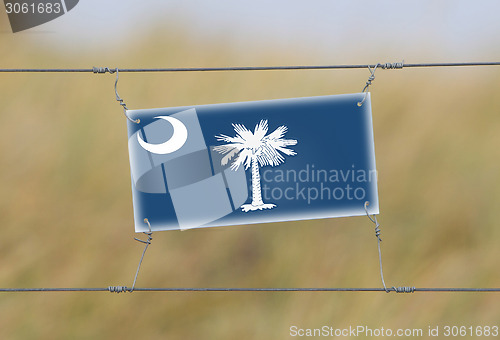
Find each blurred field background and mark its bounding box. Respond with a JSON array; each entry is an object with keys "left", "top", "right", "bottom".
[{"left": 1, "top": 2, "right": 500, "bottom": 339}]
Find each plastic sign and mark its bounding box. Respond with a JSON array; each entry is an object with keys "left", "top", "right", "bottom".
[{"left": 126, "top": 93, "right": 379, "bottom": 232}]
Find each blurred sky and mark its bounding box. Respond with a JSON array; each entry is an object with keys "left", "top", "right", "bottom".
[{"left": 2, "top": 0, "right": 500, "bottom": 62}]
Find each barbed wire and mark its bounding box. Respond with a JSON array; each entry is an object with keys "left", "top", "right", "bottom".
[{"left": 0, "top": 61, "right": 499, "bottom": 73}]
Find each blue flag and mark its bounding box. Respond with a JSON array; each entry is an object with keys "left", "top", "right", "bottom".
[{"left": 126, "top": 93, "right": 379, "bottom": 232}]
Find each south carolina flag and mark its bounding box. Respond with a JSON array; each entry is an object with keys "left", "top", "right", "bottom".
[{"left": 126, "top": 93, "right": 379, "bottom": 232}]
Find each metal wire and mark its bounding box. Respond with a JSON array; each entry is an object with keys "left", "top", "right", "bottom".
[
  {"left": 0, "top": 287, "right": 499, "bottom": 293},
  {"left": 130, "top": 218, "right": 153, "bottom": 292},
  {"left": 358, "top": 64, "right": 379, "bottom": 106},
  {"left": 0, "top": 61, "right": 499, "bottom": 73},
  {"left": 364, "top": 201, "right": 390, "bottom": 292},
  {"left": 112, "top": 68, "right": 140, "bottom": 123}
]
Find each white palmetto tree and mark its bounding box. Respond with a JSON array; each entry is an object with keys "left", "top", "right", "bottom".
[{"left": 214, "top": 120, "right": 297, "bottom": 212}]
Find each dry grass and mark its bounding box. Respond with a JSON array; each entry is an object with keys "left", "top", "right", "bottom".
[{"left": 0, "top": 19, "right": 499, "bottom": 339}]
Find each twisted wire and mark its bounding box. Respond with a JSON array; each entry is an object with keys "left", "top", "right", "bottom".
[
  {"left": 108, "top": 286, "right": 129, "bottom": 293},
  {"left": 106, "top": 219, "right": 154, "bottom": 294},
  {"left": 364, "top": 201, "right": 390, "bottom": 292},
  {"left": 92, "top": 67, "right": 115, "bottom": 74},
  {"left": 112, "top": 68, "right": 140, "bottom": 124},
  {"left": 357, "top": 64, "right": 381, "bottom": 106},
  {"left": 380, "top": 61, "right": 404, "bottom": 69},
  {"left": 364, "top": 202, "right": 416, "bottom": 294},
  {"left": 392, "top": 286, "right": 416, "bottom": 293},
  {"left": 130, "top": 218, "right": 154, "bottom": 292}
]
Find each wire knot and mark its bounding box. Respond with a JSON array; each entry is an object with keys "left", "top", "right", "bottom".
[
  {"left": 364, "top": 201, "right": 382, "bottom": 242},
  {"left": 364, "top": 73, "right": 375, "bottom": 88},
  {"left": 92, "top": 67, "right": 116, "bottom": 74},
  {"left": 391, "top": 286, "right": 416, "bottom": 293},
  {"left": 108, "top": 286, "right": 129, "bottom": 293},
  {"left": 380, "top": 61, "right": 404, "bottom": 69},
  {"left": 357, "top": 64, "right": 379, "bottom": 106},
  {"left": 134, "top": 218, "right": 153, "bottom": 245}
]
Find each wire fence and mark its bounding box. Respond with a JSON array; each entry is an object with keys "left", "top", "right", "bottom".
[{"left": 0, "top": 60, "right": 499, "bottom": 294}]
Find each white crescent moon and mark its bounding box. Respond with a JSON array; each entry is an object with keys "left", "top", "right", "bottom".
[{"left": 137, "top": 116, "right": 188, "bottom": 154}]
